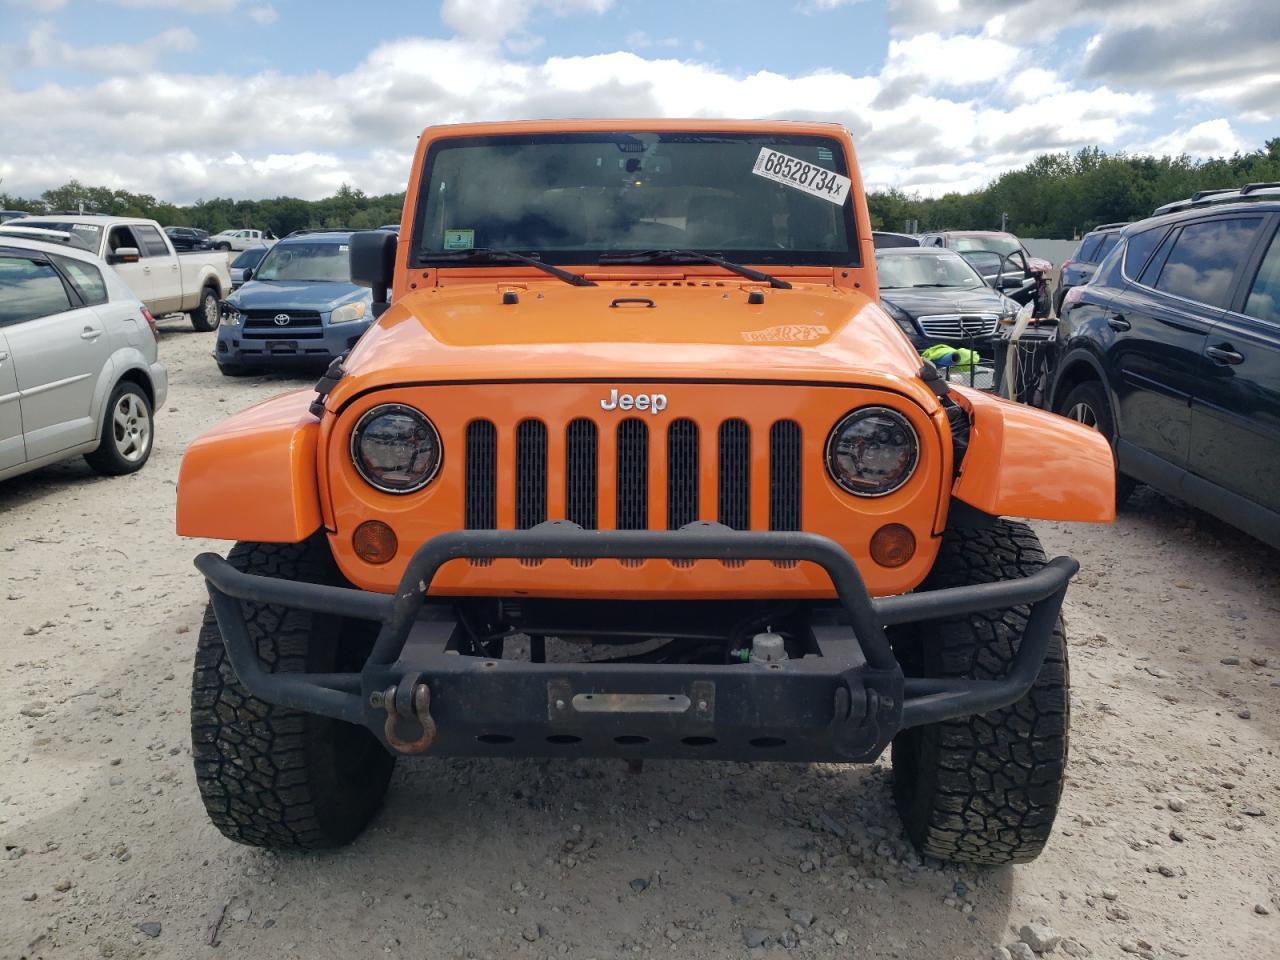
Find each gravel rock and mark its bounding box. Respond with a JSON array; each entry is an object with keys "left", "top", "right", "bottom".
[
  {"left": 1219, "top": 656, "right": 1240, "bottom": 665},
  {"left": 1119, "top": 937, "right": 1156, "bottom": 959},
  {"left": 1250, "top": 656, "right": 1269, "bottom": 667},
  {"left": 991, "top": 948, "right": 1013, "bottom": 960},
  {"left": 135, "top": 922, "right": 161, "bottom": 938},
  {"left": 1060, "top": 939, "right": 1091, "bottom": 957},
  {"left": 230, "top": 906, "right": 251, "bottom": 923},
  {"left": 521, "top": 925, "right": 542, "bottom": 942},
  {"left": 1008, "top": 942, "right": 1037, "bottom": 960},
  {"left": 1107, "top": 904, "right": 1131, "bottom": 921},
  {"left": 664, "top": 926, "right": 683, "bottom": 943},
  {"left": 1256, "top": 904, "right": 1271, "bottom": 916},
  {"left": 53, "top": 879, "right": 73, "bottom": 892},
  {"left": 1241, "top": 805, "right": 1265, "bottom": 817},
  {"left": 628, "top": 878, "right": 648, "bottom": 893},
  {"left": 742, "top": 927, "right": 770, "bottom": 948},
  {"left": 21, "top": 892, "right": 37, "bottom": 902},
  {"left": 1019, "top": 922, "right": 1061, "bottom": 953},
  {"left": 1102, "top": 887, "right": 1120, "bottom": 901},
  {"left": 787, "top": 908, "right": 815, "bottom": 927},
  {"left": 685, "top": 808, "right": 706, "bottom": 822}
]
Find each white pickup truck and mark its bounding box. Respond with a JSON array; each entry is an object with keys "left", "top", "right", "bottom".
[
  {"left": 0, "top": 215, "right": 232, "bottom": 331},
  {"left": 211, "top": 228, "right": 278, "bottom": 252}
]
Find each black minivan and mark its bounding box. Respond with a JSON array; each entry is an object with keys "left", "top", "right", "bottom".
[{"left": 1051, "top": 184, "right": 1280, "bottom": 548}]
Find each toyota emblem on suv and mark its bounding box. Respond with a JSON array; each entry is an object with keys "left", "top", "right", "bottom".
[{"left": 273, "top": 314, "right": 290, "bottom": 326}]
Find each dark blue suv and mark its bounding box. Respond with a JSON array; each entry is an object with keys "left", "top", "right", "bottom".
[
  {"left": 1052, "top": 183, "right": 1280, "bottom": 548},
  {"left": 1054, "top": 222, "right": 1126, "bottom": 315},
  {"left": 215, "top": 230, "right": 374, "bottom": 375}
]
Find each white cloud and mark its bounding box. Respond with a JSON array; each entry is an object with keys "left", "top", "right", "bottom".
[
  {"left": 882, "top": 31, "right": 1021, "bottom": 88},
  {"left": 247, "top": 4, "right": 277, "bottom": 25},
  {"left": 18, "top": 21, "right": 199, "bottom": 74},
  {"left": 441, "top": 0, "right": 612, "bottom": 44},
  {"left": 1134, "top": 119, "right": 1248, "bottom": 159},
  {"left": 110, "top": 0, "right": 239, "bottom": 11}
]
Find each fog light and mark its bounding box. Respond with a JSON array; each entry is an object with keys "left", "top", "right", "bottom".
[
  {"left": 870, "top": 523, "right": 915, "bottom": 568},
  {"left": 353, "top": 520, "right": 398, "bottom": 564}
]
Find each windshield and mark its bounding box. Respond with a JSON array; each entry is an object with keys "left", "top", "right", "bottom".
[
  {"left": 877, "top": 253, "right": 984, "bottom": 289},
  {"left": 16, "top": 220, "right": 102, "bottom": 251},
  {"left": 253, "top": 241, "right": 351, "bottom": 282},
  {"left": 231, "top": 246, "right": 268, "bottom": 269},
  {"left": 410, "top": 131, "right": 858, "bottom": 268},
  {"left": 949, "top": 234, "right": 1021, "bottom": 257}
]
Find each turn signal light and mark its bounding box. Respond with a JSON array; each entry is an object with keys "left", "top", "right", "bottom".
[
  {"left": 353, "top": 520, "right": 398, "bottom": 564},
  {"left": 870, "top": 523, "right": 915, "bottom": 568}
]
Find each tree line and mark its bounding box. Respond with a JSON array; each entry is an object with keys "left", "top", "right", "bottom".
[{"left": 4, "top": 141, "right": 1279, "bottom": 241}]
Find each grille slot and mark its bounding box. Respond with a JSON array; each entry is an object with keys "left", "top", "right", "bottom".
[
  {"left": 565, "top": 419, "right": 597, "bottom": 530},
  {"left": 666, "top": 419, "right": 699, "bottom": 529},
  {"left": 616, "top": 419, "right": 649, "bottom": 530},
  {"left": 465, "top": 420, "right": 497, "bottom": 531},
  {"left": 769, "top": 420, "right": 802, "bottom": 531},
  {"left": 515, "top": 420, "right": 547, "bottom": 530},
  {"left": 717, "top": 419, "right": 750, "bottom": 531}
]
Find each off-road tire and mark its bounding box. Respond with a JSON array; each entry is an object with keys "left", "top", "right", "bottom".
[
  {"left": 191, "top": 535, "right": 395, "bottom": 850},
  {"left": 890, "top": 519, "right": 1069, "bottom": 865},
  {"left": 1056, "top": 380, "right": 1136, "bottom": 506},
  {"left": 85, "top": 380, "right": 152, "bottom": 475},
  {"left": 189, "top": 285, "right": 221, "bottom": 332}
]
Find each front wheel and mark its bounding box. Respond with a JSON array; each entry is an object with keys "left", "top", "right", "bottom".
[
  {"left": 890, "top": 520, "right": 1068, "bottom": 865},
  {"left": 190, "top": 536, "right": 395, "bottom": 850},
  {"left": 85, "top": 380, "right": 153, "bottom": 476},
  {"left": 190, "top": 286, "right": 221, "bottom": 332}
]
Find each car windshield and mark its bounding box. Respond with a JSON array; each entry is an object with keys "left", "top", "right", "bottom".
[
  {"left": 949, "top": 235, "right": 1022, "bottom": 257},
  {"left": 253, "top": 241, "right": 351, "bottom": 282},
  {"left": 231, "top": 246, "right": 268, "bottom": 269},
  {"left": 16, "top": 220, "right": 102, "bottom": 251},
  {"left": 410, "top": 131, "right": 858, "bottom": 268},
  {"left": 877, "top": 253, "right": 983, "bottom": 289}
]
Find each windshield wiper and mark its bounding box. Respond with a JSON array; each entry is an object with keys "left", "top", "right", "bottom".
[
  {"left": 597, "top": 250, "right": 792, "bottom": 289},
  {"left": 425, "top": 248, "right": 596, "bottom": 287}
]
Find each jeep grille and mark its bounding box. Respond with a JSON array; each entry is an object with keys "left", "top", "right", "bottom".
[{"left": 464, "top": 417, "right": 803, "bottom": 535}]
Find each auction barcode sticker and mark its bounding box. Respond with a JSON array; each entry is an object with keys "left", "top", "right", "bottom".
[{"left": 751, "top": 147, "right": 851, "bottom": 206}]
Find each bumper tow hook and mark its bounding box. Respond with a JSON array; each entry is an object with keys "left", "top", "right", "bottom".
[{"left": 373, "top": 681, "right": 437, "bottom": 754}]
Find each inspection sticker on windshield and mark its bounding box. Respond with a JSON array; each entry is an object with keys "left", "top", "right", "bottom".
[
  {"left": 751, "top": 148, "right": 850, "bottom": 205},
  {"left": 443, "top": 228, "right": 474, "bottom": 250}
]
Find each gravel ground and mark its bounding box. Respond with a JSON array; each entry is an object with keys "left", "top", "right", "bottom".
[{"left": 1, "top": 323, "right": 1277, "bottom": 960}]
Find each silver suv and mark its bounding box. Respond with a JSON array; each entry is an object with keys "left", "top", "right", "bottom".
[{"left": 0, "top": 235, "right": 167, "bottom": 480}]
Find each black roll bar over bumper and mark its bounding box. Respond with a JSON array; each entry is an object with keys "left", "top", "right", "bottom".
[{"left": 195, "top": 522, "right": 1076, "bottom": 763}]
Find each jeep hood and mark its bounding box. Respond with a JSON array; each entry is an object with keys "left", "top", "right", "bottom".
[{"left": 328, "top": 282, "right": 936, "bottom": 410}]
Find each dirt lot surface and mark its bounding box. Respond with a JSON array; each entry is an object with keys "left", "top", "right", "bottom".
[{"left": 2, "top": 324, "right": 1277, "bottom": 960}]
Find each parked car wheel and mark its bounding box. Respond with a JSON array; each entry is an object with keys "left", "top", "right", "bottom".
[
  {"left": 215, "top": 241, "right": 231, "bottom": 251},
  {"left": 85, "top": 380, "right": 153, "bottom": 476},
  {"left": 190, "top": 535, "right": 395, "bottom": 850},
  {"left": 190, "top": 286, "right": 221, "bottom": 332},
  {"left": 1056, "top": 380, "right": 1136, "bottom": 506},
  {"left": 890, "top": 519, "right": 1068, "bottom": 864}
]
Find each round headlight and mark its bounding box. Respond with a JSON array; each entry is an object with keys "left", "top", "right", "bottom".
[
  {"left": 825, "top": 407, "right": 919, "bottom": 497},
  {"left": 350, "top": 404, "right": 442, "bottom": 494}
]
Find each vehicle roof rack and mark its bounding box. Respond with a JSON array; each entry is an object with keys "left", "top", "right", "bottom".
[
  {"left": 1090, "top": 222, "right": 1130, "bottom": 232},
  {"left": 43, "top": 210, "right": 110, "bottom": 217},
  {"left": 284, "top": 227, "right": 354, "bottom": 237},
  {"left": 1153, "top": 182, "right": 1280, "bottom": 216}
]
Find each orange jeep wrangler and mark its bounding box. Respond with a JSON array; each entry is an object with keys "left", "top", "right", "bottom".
[{"left": 178, "top": 120, "right": 1114, "bottom": 863}]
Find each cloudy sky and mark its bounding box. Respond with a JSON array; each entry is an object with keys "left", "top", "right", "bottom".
[{"left": 1, "top": 0, "right": 1275, "bottom": 203}]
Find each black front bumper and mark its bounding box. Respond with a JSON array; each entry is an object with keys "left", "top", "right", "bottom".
[{"left": 196, "top": 523, "right": 1076, "bottom": 763}]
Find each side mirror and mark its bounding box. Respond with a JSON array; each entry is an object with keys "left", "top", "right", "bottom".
[
  {"left": 350, "top": 230, "right": 397, "bottom": 315},
  {"left": 109, "top": 247, "right": 140, "bottom": 264},
  {"left": 241, "top": 268, "right": 253, "bottom": 282}
]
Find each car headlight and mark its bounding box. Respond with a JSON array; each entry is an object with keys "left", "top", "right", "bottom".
[
  {"left": 350, "top": 404, "right": 442, "bottom": 494},
  {"left": 222, "top": 303, "right": 241, "bottom": 326},
  {"left": 880, "top": 299, "right": 918, "bottom": 337},
  {"left": 331, "top": 302, "right": 367, "bottom": 324},
  {"left": 825, "top": 407, "right": 919, "bottom": 497}
]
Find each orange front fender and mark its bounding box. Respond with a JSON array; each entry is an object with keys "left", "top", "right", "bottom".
[
  {"left": 176, "top": 389, "right": 322, "bottom": 543},
  {"left": 950, "top": 386, "right": 1116, "bottom": 524}
]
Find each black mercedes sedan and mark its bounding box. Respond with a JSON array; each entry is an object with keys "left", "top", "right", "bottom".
[{"left": 876, "top": 247, "right": 1022, "bottom": 352}]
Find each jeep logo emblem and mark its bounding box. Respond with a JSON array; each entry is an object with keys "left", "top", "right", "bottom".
[
  {"left": 600, "top": 389, "right": 667, "bottom": 414},
  {"left": 273, "top": 313, "right": 290, "bottom": 326}
]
